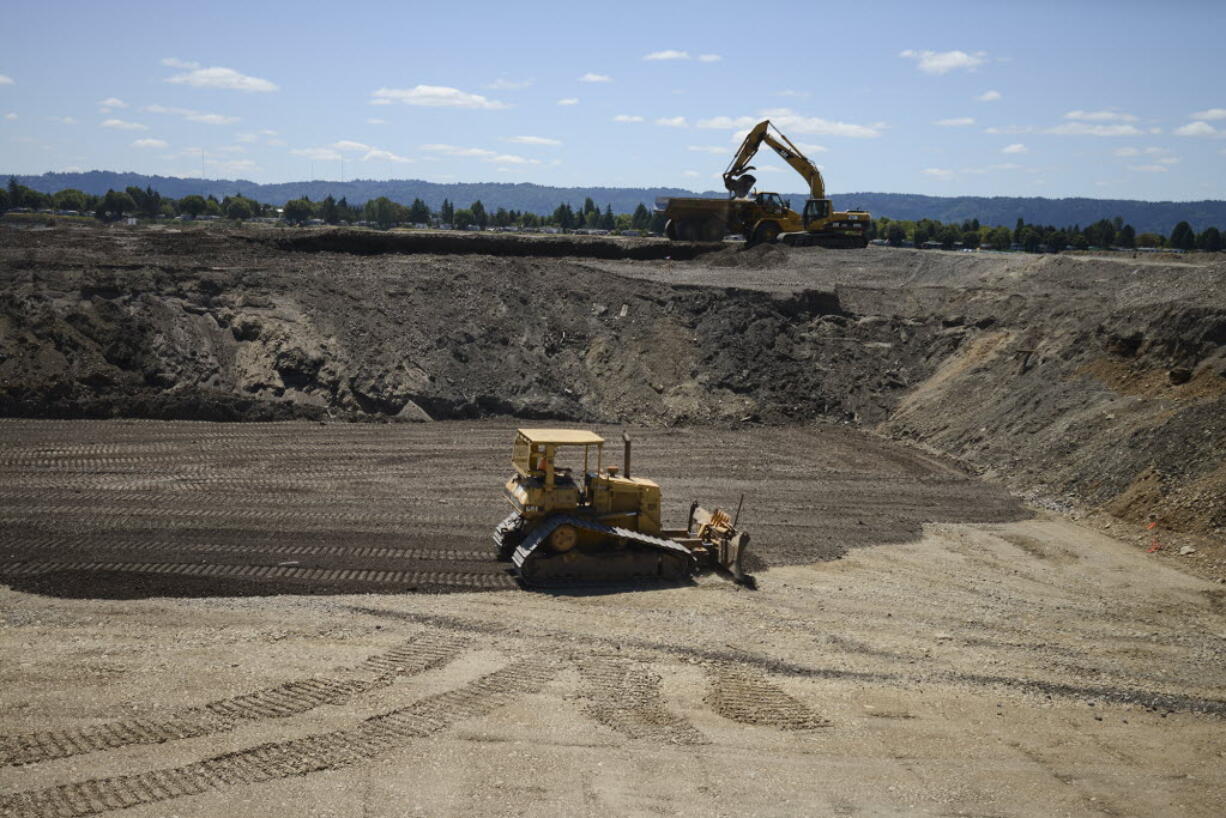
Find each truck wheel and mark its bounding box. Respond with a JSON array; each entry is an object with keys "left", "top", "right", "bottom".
[{"left": 753, "top": 222, "right": 781, "bottom": 245}]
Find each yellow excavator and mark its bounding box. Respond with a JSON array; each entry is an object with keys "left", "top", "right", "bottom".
[{"left": 658, "top": 119, "right": 871, "bottom": 248}]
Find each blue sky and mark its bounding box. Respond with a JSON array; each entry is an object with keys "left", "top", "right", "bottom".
[{"left": 3, "top": 0, "right": 1225, "bottom": 200}]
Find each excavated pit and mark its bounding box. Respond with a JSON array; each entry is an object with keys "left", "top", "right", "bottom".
[{"left": 1, "top": 222, "right": 1224, "bottom": 542}]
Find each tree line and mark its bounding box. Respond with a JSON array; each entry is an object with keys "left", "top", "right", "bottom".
[
  {"left": 4, "top": 177, "right": 1222, "bottom": 251},
  {"left": 870, "top": 215, "right": 1223, "bottom": 252}
]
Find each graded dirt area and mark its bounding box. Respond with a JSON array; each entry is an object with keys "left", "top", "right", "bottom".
[
  {"left": 1, "top": 420, "right": 1224, "bottom": 817},
  {"left": 1, "top": 222, "right": 1225, "bottom": 816}
]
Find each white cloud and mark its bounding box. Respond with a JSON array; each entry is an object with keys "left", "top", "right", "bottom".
[
  {"left": 145, "top": 104, "right": 238, "bottom": 125},
  {"left": 984, "top": 124, "right": 1034, "bottom": 135},
  {"left": 613, "top": 114, "right": 644, "bottom": 123},
  {"left": 371, "top": 85, "right": 507, "bottom": 109},
  {"left": 697, "top": 54, "right": 722, "bottom": 62},
  {"left": 1063, "top": 109, "right": 1139, "bottom": 122},
  {"left": 291, "top": 147, "right": 342, "bottom": 161},
  {"left": 420, "top": 144, "right": 539, "bottom": 164},
  {"left": 579, "top": 73, "right": 612, "bottom": 83},
  {"left": 935, "top": 117, "right": 975, "bottom": 127},
  {"left": 236, "top": 129, "right": 279, "bottom": 144},
  {"left": 1044, "top": 122, "right": 1143, "bottom": 136},
  {"left": 1158, "top": 156, "right": 1180, "bottom": 165},
  {"left": 1174, "top": 121, "right": 1219, "bottom": 137},
  {"left": 977, "top": 90, "right": 1002, "bottom": 102},
  {"left": 557, "top": 98, "right": 579, "bottom": 106},
  {"left": 101, "top": 118, "right": 148, "bottom": 130},
  {"left": 0, "top": 74, "right": 15, "bottom": 85},
  {"left": 900, "top": 49, "right": 987, "bottom": 74},
  {"left": 655, "top": 116, "right": 687, "bottom": 127},
  {"left": 1002, "top": 143, "right": 1028, "bottom": 154},
  {"left": 131, "top": 138, "right": 168, "bottom": 149},
  {"left": 795, "top": 142, "right": 827, "bottom": 153},
  {"left": 644, "top": 50, "right": 689, "bottom": 61},
  {"left": 363, "top": 149, "right": 412, "bottom": 163},
  {"left": 486, "top": 78, "right": 532, "bottom": 90},
  {"left": 367, "top": 118, "right": 385, "bottom": 125},
  {"left": 687, "top": 145, "right": 726, "bottom": 154},
  {"left": 166, "top": 64, "right": 277, "bottom": 92},
  {"left": 507, "top": 135, "right": 562, "bottom": 145},
  {"left": 759, "top": 108, "right": 882, "bottom": 138},
  {"left": 332, "top": 140, "right": 372, "bottom": 152},
  {"left": 1129, "top": 164, "right": 1168, "bottom": 173},
  {"left": 1113, "top": 146, "right": 1167, "bottom": 157},
  {"left": 488, "top": 153, "right": 539, "bottom": 165},
  {"left": 98, "top": 97, "right": 127, "bottom": 113},
  {"left": 207, "top": 158, "right": 257, "bottom": 174},
  {"left": 3, "top": 113, "right": 15, "bottom": 121},
  {"left": 1191, "top": 108, "right": 1226, "bottom": 120},
  {"left": 49, "top": 116, "right": 77, "bottom": 125},
  {"left": 922, "top": 168, "right": 955, "bottom": 178},
  {"left": 697, "top": 115, "right": 757, "bottom": 129}
]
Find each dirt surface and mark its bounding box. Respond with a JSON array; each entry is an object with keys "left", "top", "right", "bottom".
[
  {"left": 1, "top": 420, "right": 1224, "bottom": 817},
  {"left": 2, "top": 222, "right": 1223, "bottom": 545}
]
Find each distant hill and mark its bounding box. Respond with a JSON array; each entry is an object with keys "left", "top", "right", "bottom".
[{"left": 7, "top": 170, "right": 1225, "bottom": 235}]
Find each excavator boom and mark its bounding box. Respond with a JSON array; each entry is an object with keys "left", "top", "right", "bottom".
[{"left": 724, "top": 120, "right": 825, "bottom": 200}]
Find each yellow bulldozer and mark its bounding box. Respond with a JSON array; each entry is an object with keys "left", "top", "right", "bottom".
[
  {"left": 494, "top": 429, "right": 753, "bottom": 587},
  {"left": 658, "top": 119, "right": 871, "bottom": 248}
]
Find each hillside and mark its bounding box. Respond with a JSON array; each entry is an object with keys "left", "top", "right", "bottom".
[{"left": 7, "top": 170, "right": 1226, "bottom": 234}]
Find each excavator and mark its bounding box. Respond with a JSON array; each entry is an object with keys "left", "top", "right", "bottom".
[
  {"left": 493, "top": 429, "right": 754, "bottom": 587},
  {"left": 658, "top": 119, "right": 871, "bottom": 247}
]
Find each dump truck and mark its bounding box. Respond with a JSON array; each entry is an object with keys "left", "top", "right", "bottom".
[
  {"left": 493, "top": 429, "right": 753, "bottom": 586},
  {"left": 657, "top": 119, "right": 870, "bottom": 248}
]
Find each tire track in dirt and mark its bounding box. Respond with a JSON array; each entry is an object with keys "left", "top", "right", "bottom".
[
  {"left": 0, "top": 561, "right": 515, "bottom": 591},
  {"left": 0, "top": 658, "right": 556, "bottom": 818},
  {"left": 577, "top": 656, "right": 707, "bottom": 745},
  {"left": 704, "top": 665, "right": 828, "bottom": 730},
  {"left": 0, "top": 632, "right": 468, "bottom": 768}
]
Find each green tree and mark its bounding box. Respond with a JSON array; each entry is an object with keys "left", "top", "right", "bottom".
[
  {"left": 885, "top": 222, "right": 906, "bottom": 247},
  {"left": 0, "top": 187, "right": 8, "bottom": 213},
  {"left": 408, "top": 198, "right": 430, "bottom": 224},
  {"left": 52, "top": 189, "right": 87, "bottom": 212},
  {"left": 1021, "top": 227, "right": 1042, "bottom": 253},
  {"left": 1047, "top": 230, "right": 1067, "bottom": 253},
  {"left": 205, "top": 198, "right": 222, "bottom": 217},
  {"left": 319, "top": 195, "right": 339, "bottom": 225},
  {"left": 1198, "top": 226, "right": 1222, "bottom": 252},
  {"left": 1013, "top": 217, "right": 1026, "bottom": 245},
  {"left": 961, "top": 230, "right": 980, "bottom": 250},
  {"left": 1118, "top": 224, "right": 1136, "bottom": 248},
  {"left": 1169, "top": 221, "right": 1196, "bottom": 251},
  {"left": 95, "top": 189, "right": 137, "bottom": 221},
  {"left": 631, "top": 203, "right": 651, "bottom": 230},
  {"left": 440, "top": 199, "right": 454, "bottom": 224},
  {"left": 179, "top": 195, "right": 207, "bottom": 218},
  {"left": 1071, "top": 232, "right": 1089, "bottom": 250},
  {"left": 470, "top": 200, "right": 488, "bottom": 228},
  {"left": 937, "top": 225, "right": 959, "bottom": 250},
  {"left": 988, "top": 226, "right": 1012, "bottom": 250},
  {"left": 453, "top": 208, "right": 475, "bottom": 229},
  {"left": 225, "top": 197, "right": 254, "bottom": 221},
  {"left": 1136, "top": 232, "right": 1163, "bottom": 248},
  {"left": 283, "top": 198, "right": 315, "bottom": 224}
]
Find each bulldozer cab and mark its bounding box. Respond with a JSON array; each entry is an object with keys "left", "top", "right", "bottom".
[{"left": 512, "top": 429, "right": 604, "bottom": 491}]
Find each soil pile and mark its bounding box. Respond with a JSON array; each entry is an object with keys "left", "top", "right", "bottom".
[{"left": 706, "top": 242, "right": 794, "bottom": 269}]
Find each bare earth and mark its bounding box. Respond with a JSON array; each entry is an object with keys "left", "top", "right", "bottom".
[{"left": 1, "top": 420, "right": 1224, "bottom": 817}]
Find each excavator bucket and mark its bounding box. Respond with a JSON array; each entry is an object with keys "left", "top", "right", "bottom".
[{"left": 726, "top": 173, "right": 756, "bottom": 199}]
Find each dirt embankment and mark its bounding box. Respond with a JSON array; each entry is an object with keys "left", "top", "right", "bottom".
[{"left": 1, "top": 223, "right": 1224, "bottom": 541}]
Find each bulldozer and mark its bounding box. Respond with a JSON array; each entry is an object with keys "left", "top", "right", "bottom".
[{"left": 493, "top": 429, "right": 753, "bottom": 587}]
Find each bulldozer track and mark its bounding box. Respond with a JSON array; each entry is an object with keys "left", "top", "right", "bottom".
[
  {"left": 0, "top": 658, "right": 556, "bottom": 818},
  {"left": 0, "top": 561, "right": 515, "bottom": 590},
  {"left": 704, "top": 665, "right": 828, "bottom": 730},
  {"left": 577, "top": 656, "right": 707, "bottom": 745},
  {"left": 0, "top": 632, "right": 469, "bottom": 768}
]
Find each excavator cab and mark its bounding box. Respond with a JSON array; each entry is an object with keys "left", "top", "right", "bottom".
[{"left": 802, "top": 198, "right": 832, "bottom": 228}]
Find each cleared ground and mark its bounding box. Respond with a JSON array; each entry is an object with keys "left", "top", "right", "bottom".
[{"left": 1, "top": 420, "right": 1224, "bottom": 817}]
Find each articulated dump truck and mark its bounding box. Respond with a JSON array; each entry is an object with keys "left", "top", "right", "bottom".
[
  {"left": 657, "top": 119, "right": 870, "bottom": 248},
  {"left": 493, "top": 429, "right": 754, "bottom": 587}
]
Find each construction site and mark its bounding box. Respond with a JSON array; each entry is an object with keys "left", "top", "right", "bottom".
[{"left": 1, "top": 215, "right": 1224, "bottom": 817}]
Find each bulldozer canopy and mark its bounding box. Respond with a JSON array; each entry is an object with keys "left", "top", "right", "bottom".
[{"left": 516, "top": 429, "right": 604, "bottom": 446}]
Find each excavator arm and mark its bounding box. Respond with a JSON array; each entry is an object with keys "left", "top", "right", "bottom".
[{"left": 724, "top": 120, "right": 826, "bottom": 200}]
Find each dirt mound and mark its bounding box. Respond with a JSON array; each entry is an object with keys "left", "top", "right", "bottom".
[{"left": 706, "top": 242, "right": 793, "bottom": 269}]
